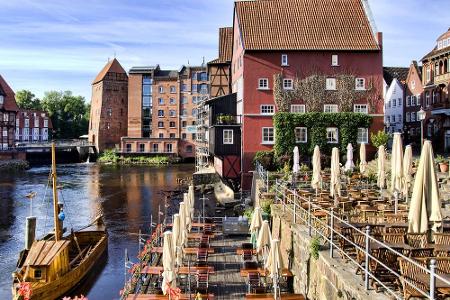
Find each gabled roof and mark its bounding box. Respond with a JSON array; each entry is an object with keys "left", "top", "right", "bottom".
[
  {"left": 0, "top": 74, "right": 19, "bottom": 111},
  {"left": 218, "top": 27, "right": 233, "bottom": 62},
  {"left": 383, "top": 67, "right": 409, "bottom": 85},
  {"left": 234, "top": 0, "right": 380, "bottom": 51},
  {"left": 92, "top": 58, "right": 127, "bottom": 84},
  {"left": 422, "top": 28, "right": 450, "bottom": 61},
  {"left": 24, "top": 240, "right": 70, "bottom": 266}
]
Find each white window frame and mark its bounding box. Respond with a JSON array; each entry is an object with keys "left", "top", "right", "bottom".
[
  {"left": 258, "top": 78, "right": 269, "bottom": 90},
  {"left": 290, "top": 104, "right": 306, "bottom": 113},
  {"left": 326, "top": 78, "right": 336, "bottom": 90},
  {"left": 159, "top": 86, "right": 164, "bottom": 93},
  {"left": 355, "top": 78, "right": 366, "bottom": 90},
  {"left": 262, "top": 127, "right": 275, "bottom": 145},
  {"left": 411, "top": 96, "right": 416, "bottom": 106},
  {"left": 326, "top": 127, "right": 339, "bottom": 144},
  {"left": 0, "top": 95, "right": 4, "bottom": 105},
  {"left": 260, "top": 105, "right": 275, "bottom": 115},
  {"left": 406, "top": 112, "right": 410, "bottom": 122},
  {"left": 44, "top": 119, "right": 48, "bottom": 128},
  {"left": 283, "top": 79, "right": 293, "bottom": 90},
  {"left": 223, "top": 129, "right": 233, "bottom": 144},
  {"left": 406, "top": 96, "right": 411, "bottom": 107},
  {"left": 411, "top": 112, "right": 416, "bottom": 122},
  {"left": 426, "top": 92, "right": 430, "bottom": 107},
  {"left": 357, "top": 128, "right": 368, "bottom": 144},
  {"left": 281, "top": 54, "right": 288, "bottom": 66},
  {"left": 353, "top": 104, "right": 368, "bottom": 114},
  {"left": 331, "top": 54, "right": 339, "bottom": 66},
  {"left": 411, "top": 80, "right": 415, "bottom": 89},
  {"left": 295, "top": 127, "right": 307, "bottom": 143},
  {"left": 416, "top": 94, "right": 421, "bottom": 106},
  {"left": 392, "top": 99, "right": 396, "bottom": 107},
  {"left": 324, "top": 104, "right": 338, "bottom": 113},
  {"left": 398, "top": 98, "right": 402, "bottom": 107}
]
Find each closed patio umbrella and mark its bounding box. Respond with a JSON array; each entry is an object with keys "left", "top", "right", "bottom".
[
  {"left": 377, "top": 145, "right": 386, "bottom": 189},
  {"left": 408, "top": 140, "right": 443, "bottom": 233},
  {"left": 256, "top": 220, "right": 272, "bottom": 256},
  {"left": 178, "top": 202, "right": 187, "bottom": 247},
  {"left": 359, "top": 143, "right": 367, "bottom": 175},
  {"left": 293, "top": 146, "right": 300, "bottom": 174},
  {"left": 330, "top": 147, "right": 341, "bottom": 204},
  {"left": 172, "top": 214, "right": 182, "bottom": 267},
  {"left": 265, "top": 239, "right": 285, "bottom": 299},
  {"left": 183, "top": 193, "right": 192, "bottom": 231},
  {"left": 390, "top": 132, "right": 404, "bottom": 193},
  {"left": 403, "top": 145, "right": 413, "bottom": 198},
  {"left": 161, "top": 231, "right": 176, "bottom": 295},
  {"left": 311, "top": 145, "right": 322, "bottom": 191},
  {"left": 344, "top": 143, "right": 355, "bottom": 171},
  {"left": 188, "top": 185, "right": 195, "bottom": 216},
  {"left": 249, "top": 207, "right": 263, "bottom": 247}
]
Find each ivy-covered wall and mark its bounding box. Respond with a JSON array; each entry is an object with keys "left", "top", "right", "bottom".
[{"left": 273, "top": 112, "right": 372, "bottom": 158}]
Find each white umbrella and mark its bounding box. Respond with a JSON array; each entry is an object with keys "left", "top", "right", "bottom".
[
  {"left": 330, "top": 147, "right": 341, "bottom": 204},
  {"left": 172, "top": 214, "right": 182, "bottom": 267},
  {"left": 178, "top": 202, "right": 187, "bottom": 247},
  {"left": 183, "top": 193, "right": 192, "bottom": 231},
  {"left": 359, "top": 143, "right": 367, "bottom": 175},
  {"left": 377, "top": 145, "right": 386, "bottom": 189},
  {"left": 265, "top": 239, "right": 285, "bottom": 299},
  {"left": 256, "top": 220, "right": 272, "bottom": 254},
  {"left": 311, "top": 145, "right": 322, "bottom": 191},
  {"left": 293, "top": 146, "right": 300, "bottom": 174},
  {"left": 344, "top": 143, "right": 355, "bottom": 171},
  {"left": 390, "top": 132, "right": 404, "bottom": 193},
  {"left": 188, "top": 185, "right": 195, "bottom": 216},
  {"left": 403, "top": 145, "right": 413, "bottom": 198},
  {"left": 408, "top": 141, "right": 443, "bottom": 233},
  {"left": 250, "top": 207, "right": 263, "bottom": 246},
  {"left": 161, "top": 231, "right": 176, "bottom": 295}
]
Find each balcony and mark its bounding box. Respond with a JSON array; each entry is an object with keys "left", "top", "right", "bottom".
[
  {"left": 213, "top": 115, "right": 242, "bottom": 126},
  {"left": 435, "top": 73, "right": 450, "bottom": 85}
]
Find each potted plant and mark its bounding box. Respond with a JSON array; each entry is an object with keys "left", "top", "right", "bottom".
[{"left": 436, "top": 155, "right": 449, "bottom": 172}]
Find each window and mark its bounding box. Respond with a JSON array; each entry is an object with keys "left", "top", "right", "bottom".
[
  {"left": 258, "top": 78, "right": 269, "bottom": 90},
  {"left": 200, "top": 84, "right": 208, "bottom": 94},
  {"left": 406, "top": 96, "right": 411, "bottom": 107},
  {"left": 170, "top": 86, "right": 176, "bottom": 93},
  {"left": 181, "top": 96, "right": 188, "bottom": 104},
  {"left": 411, "top": 96, "right": 416, "bottom": 106},
  {"left": 143, "top": 96, "right": 152, "bottom": 107},
  {"left": 392, "top": 115, "right": 396, "bottom": 122},
  {"left": 182, "top": 109, "right": 187, "bottom": 116},
  {"left": 182, "top": 133, "right": 187, "bottom": 140},
  {"left": 0, "top": 95, "right": 3, "bottom": 105},
  {"left": 357, "top": 128, "right": 368, "bottom": 143},
  {"left": 290, "top": 104, "right": 306, "bottom": 113},
  {"left": 170, "top": 98, "right": 176, "bottom": 105},
  {"left": 158, "top": 121, "right": 164, "bottom": 128},
  {"left": 25, "top": 118, "right": 30, "bottom": 127},
  {"left": 34, "top": 269, "right": 42, "bottom": 278},
  {"left": 106, "top": 122, "right": 110, "bottom": 130},
  {"left": 23, "top": 128, "right": 29, "bottom": 141},
  {"left": 166, "top": 144, "right": 173, "bottom": 153},
  {"left": 3, "top": 113, "right": 8, "bottom": 122},
  {"left": 398, "top": 98, "right": 402, "bottom": 106},
  {"left": 186, "top": 145, "right": 193, "bottom": 153},
  {"left": 411, "top": 112, "right": 416, "bottom": 122},
  {"left": 126, "top": 144, "right": 131, "bottom": 153},
  {"left": 386, "top": 116, "right": 390, "bottom": 123},
  {"left": 169, "top": 121, "right": 176, "bottom": 128},
  {"left": 326, "top": 78, "right": 336, "bottom": 90},
  {"left": 283, "top": 79, "right": 293, "bottom": 90},
  {"left": 170, "top": 133, "right": 176, "bottom": 138},
  {"left": 294, "top": 127, "right": 307, "bottom": 143},
  {"left": 417, "top": 95, "right": 421, "bottom": 106},
  {"left": 200, "top": 72, "right": 208, "bottom": 81},
  {"left": 262, "top": 127, "right": 275, "bottom": 144},
  {"left": 406, "top": 112, "right": 410, "bottom": 122},
  {"left": 353, "top": 104, "right": 368, "bottom": 114},
  {"left": 2, "top": 128, "right": 7, "bottom": 137},
  {"left": 392, "top": 99, "right": 396, "bottom": 107},
  {"left": 139, "top": 144, "right": 145, "bottom": 153},
  {"left": 158, "top": 98, "right": 164, "bottom": 105},
  {"left": 42, "top": 128, "right": 48, "bottom": 141},
  {"left": 355, "top": 78, "right": 365, "bottom": 90},
  {"left": 159, "top": 86, "right": 164, "bottom": 93},
  {"left": 411, "top": 80, "right": 415, "bottom": 89},
  {"left": 223, "top": 129, "right": 233, "bottom": 144},
  {"left": 426, "top": 68, "right": 431, "bottom": 82},
  {"left": 192, "top": 84, "right": 198, "bottom": 93},
  {"left": 398, "top": 115, "right": 401, "bottom": 123},
  {"left": 324, "top": 104, "right": 338, "bottom": 113},
  {"left": 426, "top": 92, "right": 430, "bottom": 107},
  {"left": 153, "top": 144, "right": 159, "bottom": 153},
  {"left": 281, "top": 54, "right": 288, "bottom": 66},
  {"left": 261, "top": 105, "right": 275, "bottom": 115},
  {"left": 16, "top": 118, "right": 20, "bottom": 127},
  {"left": 159, "top": 133, "right": 164, "bottom": 138},
  {"left": 192, "top": 96, "right": 197, "bottom": 104},
  {"left": 388, "top": 101, "right": 391, "bottom": 108},
  {"left": 192, "top": 109, "right": 198, "bottom": 116},
  {"left": 192, "top": 133, "right": 196, "bottom": 140},
  {"left": 181, "top": 84, "right": 187, "bottom": 92},
  {"left": 169, "top": 110, "right": 176, "bottom": 117},
  {"left": 182, "top": 121, "right": 187, "bottom": 128},
  {"left": 331, "top": 55, "right": 339, "bottom": 66},
  {"left": 158, "top": 110, "right": 164, "bottom": 117},
  {"left": 326, "top": 128, "right": 338, "bottom": 143}
]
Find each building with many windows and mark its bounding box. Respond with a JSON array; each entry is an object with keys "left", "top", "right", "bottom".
[
  {"left": 383, "top": 67, "right": 409, "bottom": 133},
  {"left": 231, "top": 0, "right": 384, "bottom": 189},
  {"left": 0, "top": 74, "right": 18, "bottom": 152},
  {"left": 15, "top": 109, "right": 52, "bottom": 143},
  {"left": 403, "top": 61, "right": 424, "bottom": 146}
]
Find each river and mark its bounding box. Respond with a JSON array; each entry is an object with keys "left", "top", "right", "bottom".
[{"left": 0, "top": 163, "right": 194, "bottom": 300}]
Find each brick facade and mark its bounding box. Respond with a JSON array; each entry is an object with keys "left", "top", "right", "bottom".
[
  {"left": 15, "top": 109, "right": 52, "bottom": 143},
  {"left": 0, "top": 75, "right": 18, "bottom": 151}
]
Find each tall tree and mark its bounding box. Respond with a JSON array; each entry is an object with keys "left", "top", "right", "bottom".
[{"left": 15, "top": 90, "right": 42, "bottom": 110}]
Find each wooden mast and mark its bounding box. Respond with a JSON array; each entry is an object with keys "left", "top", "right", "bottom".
[{"left": 51, "top": 142, "right": 62, "bottom": 241}]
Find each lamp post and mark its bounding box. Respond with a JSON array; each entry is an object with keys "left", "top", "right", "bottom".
[
  {"left": 385, "top": 121, "right": 390, "bottom": 134},
  {"left": 417, "top": 107, "right": 426, "bottom": 149}
]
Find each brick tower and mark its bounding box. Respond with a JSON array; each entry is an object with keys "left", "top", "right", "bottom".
[{"left": 89, "top": 58, "right": 128, "bottom": 152}]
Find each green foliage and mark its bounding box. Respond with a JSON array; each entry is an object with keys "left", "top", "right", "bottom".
[
  {"left": 243, "top": 207, "right": 254, "bottom": 219},
  {"left": 273, "top": 112, "right": 372, "bottom": 158},
  {"left": 253, "top": 150, "right": 276, "bottom": 171},
  {"left": 260, "top": 199, "right": 273, "bottom": 216},
  {"left": 310, "top": 236, "right": 321, "bottom": 260},
  {"left": 98, "top": 150, "right": 170, "bottom": 165},
  {"left": 41, "top": 90, "right": 90, "bottom": 139},
  {"left": 98, "top": 149, "right": 119, "bottom": 163},
  {"left": 435, "top": 155, "right": 446, "bottom": 164},
  {"left": 15, "top": 90, "right": 42, "bottom": 110},
  {"left": 370, "top": 130, "right": 389, "bottom": 149}
]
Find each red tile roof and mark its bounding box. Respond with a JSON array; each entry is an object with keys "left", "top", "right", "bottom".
[
  {"left": 92, "top": 58, "right": 127, "bottom": 84},
  {"left": 235, "top": 0, "right": 380, "bottom": 51},
  {"left": 0, "top": 74, "right": 19, "bottom": 111},
  {"left": 209, "top": 27, "right": 233, "bottom": 65}
]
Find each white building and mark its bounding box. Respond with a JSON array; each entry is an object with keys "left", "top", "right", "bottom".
[{"left": 383, "top": 67, "right": 409, "bottom": 133}]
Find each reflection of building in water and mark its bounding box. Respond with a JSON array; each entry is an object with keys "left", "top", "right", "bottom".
[{"left": 0, "top": 182, "right": 15, "bottom": 234}]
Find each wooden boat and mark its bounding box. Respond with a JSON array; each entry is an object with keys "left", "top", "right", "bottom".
[{"left": 12, "top": 143, "right": 108, "bottom": 300}]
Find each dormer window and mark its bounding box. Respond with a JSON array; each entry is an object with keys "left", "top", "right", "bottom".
[
  {"left": 281, "top": 54, "right": 288, "bottom": 66},
  {"left": 331, "top": 55, "right": 339, "bottom": 66}
]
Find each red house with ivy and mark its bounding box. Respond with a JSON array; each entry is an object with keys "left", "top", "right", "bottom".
[{"left": 231, "top": 0, "right": 384, "bottom": 190}]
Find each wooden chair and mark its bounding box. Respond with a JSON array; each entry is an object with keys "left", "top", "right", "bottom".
[
  {"left": 369, "top": 247, "right": 401, "bottom": 290},
  {"left": 409, "top": 248, "right": 434, "bottom": 258},
  {"left": 352, "top": 233, "right": 366, "bottom": 275},
  {"left": 248, "top": 272, "right": 264, "bottom": 294},
  {"left": 398, "top": 258, "right": 428, "bottom": 300},
  {"left": 383, "top": 233, "right": 406, "bottom": 244},
  {"left": 196, "top": 270, "right": 209, "bottom": 294},
  {"left": 406, "top": 233, "right": 428, "bottom": 248},
  {"left": 433, "top": 233, "right": 450, "bottom": 245}
]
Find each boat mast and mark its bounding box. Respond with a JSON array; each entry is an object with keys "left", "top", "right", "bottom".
[{"left": 51, "top": 142, "right": 62, "bottom": 241}]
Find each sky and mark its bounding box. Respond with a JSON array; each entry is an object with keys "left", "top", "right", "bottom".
[{"left": 0, "top": 0, "right": 448, "bottom": 101}]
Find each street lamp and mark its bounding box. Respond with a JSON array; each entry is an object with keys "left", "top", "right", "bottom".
[
  {"left": 417, "top": 107, "right": 426, "bottom": 149},
  {"left": 385, "top": 121, "right": 390, "bottom": 133}
]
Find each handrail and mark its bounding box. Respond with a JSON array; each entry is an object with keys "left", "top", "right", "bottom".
[{"left": 272, "top": 178, "right": 450, "bottom": 300}]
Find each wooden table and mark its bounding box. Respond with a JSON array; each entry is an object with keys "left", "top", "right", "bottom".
[
  {"left": 127, "top": 293, "right": 215, "bottom": 299},
  {"left": 237, "top": 248, "right": 257, "bottom": 255},
  {"left": 188, "top": 232, "right": 215, "bottom": 239},
  {"left": 140, "top": 266, "right": 215, "bottom": 274},
  {"left": 414, "top": 273, "right": 450, "bottom": 295},
  {"left": 245, "top": 293, "right": 305, "bottom": 299},
  {"left": 183, "top": 247, "right": 215, "bottom": 254},
  {"left": 240, "top": 268, "right": 293, "bottom": 277}
]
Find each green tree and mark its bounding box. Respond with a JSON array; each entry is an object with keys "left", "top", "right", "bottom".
[
  {"left": 370, "top": 130, "right": 390, "bottom": 148},
  {"left": 15, "top": 90, "right": 42, "bottom": 110},
  {"left": 41, "top": 91, "right": 90, "bottom": 139}
]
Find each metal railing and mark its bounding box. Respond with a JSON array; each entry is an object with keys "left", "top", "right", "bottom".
[
  {"left": 256, "top": 162, "right": 270, "bottom": 193},
  {"left": 272, "top": 179, "right": 450, "bottom": 300}
]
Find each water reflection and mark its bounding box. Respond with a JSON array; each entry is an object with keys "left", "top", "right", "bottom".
[{"left": 0, "top": 163, "right": 194, "bottom": 300}]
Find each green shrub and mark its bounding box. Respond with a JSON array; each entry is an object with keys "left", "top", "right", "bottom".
[
  {"left": 98, "top": 149, "right": 119, "bottom": 163},
  {"left": 370, "top": 130, "right": 390, "bottom": 148},
  {"left": 253, "top": 150, "right": 276, "bottom": 171},
  {"left": 310, "top": 236, "right": 321, "bottom": 260}
]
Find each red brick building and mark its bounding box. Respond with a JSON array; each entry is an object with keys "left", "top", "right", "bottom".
[
  {"left": 15, "top": 109, "right": 52, "bottom": 143},
  {"left": 0, "top": 75, "right": 19, "bottom": 151},
  {"left": 88, "top": 58, "right": 128, "bottom": 152},
  {"left": 231, "top": 0, "right": 384, "bottom": 189}
]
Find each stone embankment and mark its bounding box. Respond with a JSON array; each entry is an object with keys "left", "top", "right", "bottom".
[{"left": 0, "top": 159, "right": 29, "bottom": 171}]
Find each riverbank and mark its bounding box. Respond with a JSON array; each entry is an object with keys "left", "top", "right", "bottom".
[
  {"left": 0, "top": 159, "right": 29, "bottom": 171},
  {"left": 97, "top": 150, "right": 177, "bottom": 165}
]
